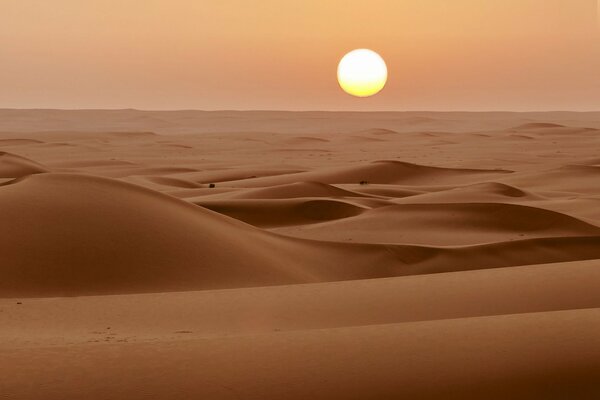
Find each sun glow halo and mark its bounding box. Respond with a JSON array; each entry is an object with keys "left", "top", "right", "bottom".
[{"left": 337, "top": 49, "right": 387, "bottom": 97}]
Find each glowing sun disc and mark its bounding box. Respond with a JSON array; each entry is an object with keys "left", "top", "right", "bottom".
[{"left": 337, "top": 49, "right": 387, "bottom": 97}]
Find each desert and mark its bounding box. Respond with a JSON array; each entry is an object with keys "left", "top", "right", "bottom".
[{"left": 1, "top": 109, "right": 599, "bottom": 399}]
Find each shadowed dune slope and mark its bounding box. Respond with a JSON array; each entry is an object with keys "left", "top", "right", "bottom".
[
  {"left": 194, "top": 198, "right": 367, "bottom": 228},
  {"left": 0, "top": 151, "right": 48, "bottom": 178}
]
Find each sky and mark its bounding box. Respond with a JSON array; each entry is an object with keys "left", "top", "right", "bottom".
[{"left": 1, "top": 0, "right": 599, "bottom": 111}]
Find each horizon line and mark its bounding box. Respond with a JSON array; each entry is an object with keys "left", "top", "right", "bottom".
[{"left": 2, "top": 108, "right": 600, "bottom": 114}]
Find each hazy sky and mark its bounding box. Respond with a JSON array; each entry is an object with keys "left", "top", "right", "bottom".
[{"left": 1, "top": 0, "right": 599, "bottom": 110}]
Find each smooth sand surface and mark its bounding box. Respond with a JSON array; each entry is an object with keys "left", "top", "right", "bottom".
[{"left": 1, "top": 110, "right": 599, "bottom": 398}]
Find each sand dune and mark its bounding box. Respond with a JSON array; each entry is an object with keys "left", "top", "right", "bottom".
[
  {"left": 4, "top": 172, "right": 599, "bottom": 298},
  {"left": 345, "top": 184, "right": 426, "bottom": 198},
  {"left": 273, "top": 202, "right": 600, "bottom": 245},
  {"left": 1, "top": 110, "right": 600, "bottom": 398},
  {"left": 140, "top": 175, "right": 203, "bottom": 189},
  {"left": 3, "top": 109, "right": 599, "bottom": 134},
  {"left": 193, "top": 198, "right": 367, "bottom": 228},
  {"left": 3, "top": 309, "right": 599, "bottom": 399},
  {"left": 213, "top": 181, "right": 373, "bottom": 200},
  {"left": 49, "top": 159, "right": 138, "bottom": 168},
  {"left": 384, "top": 235, "right": 600, "bottom": 275},
  {"left": 222, "top": 160, "right": 512, "bottom": 188},
  {"left": 391, "top": 182, "right": 541, "bottom": 203},
  {"left": 0, "top": 172, "right": 432, "bottom": 296},
  {"left": 502, "top": 164, "right": 600, "bottom": 194},
  {"left": 283, "top": 135, "right": 331, "bottom": 144},
  {"left": 513, "top": 122, "right": 567, "bottom": 130},
  {"left": 359, "top": 128, "right": 400, "bottom": 135},
  {"left": 2, "top": 260, "right": 598, "bottom": 346},
  {"left": 2, "top": 173, "right": 600, "bottom": 298},
  {"left": 0, "top": 130, "right": 157, "bottom": 142},
  {"left": 0, "top": 151, "right": 48, "bottom": 178},
  {"left": 511, "top": 122, "right": 599, "bottom": 135},
  {"left": 0, "top": 173, "right": 363, "bottom": 297},
  {"left": 524, "top": 196, "right": 600, "bottom": 223},
  {"left": 179, "top": 167, "right": 308, "bottom": 185},
  {"left": 0, "top": 138, "right": 44, "bottom": 146}
]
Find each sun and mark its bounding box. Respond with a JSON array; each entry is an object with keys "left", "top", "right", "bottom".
[{"left": 337, "top": 49, "right": 387, "bottom": 97}]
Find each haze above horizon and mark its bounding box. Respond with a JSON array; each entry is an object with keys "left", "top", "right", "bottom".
[{"left": 2, "top": 1, "right": 599, "bottom": 111}]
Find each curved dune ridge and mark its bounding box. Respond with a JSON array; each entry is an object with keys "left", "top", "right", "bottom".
[
  {"left": 50, "top": 159, "right": 137, "bottom": 168},
  {"left": 349, "top": 184, "right": 426, "bottom": 198},
  {"left": 0, "top": 151, "right": 48, "bottom": 178},
  {"left": 454, "top": 182, "right": 533, "bottom": 197},
  {"left": 513, "top": 122, "right": 567, "bottom": 130},
  {"left": 216, "top": 181, "right": 373, "bottom": 200},
  {"left": 283, "top": 136, "right": 331, "bottom": 144},
  {"left": 391, "top": 182, "right": 542, "bottom": 204},
  {"left": 502, "top": 164, "right": 600, "bottom": 194},
  {"left": 223, "top": 160, "right": 513, "bottom": 187},
  {"left": 141, "top": 175, "right": 203, "bottom": 189},
  {"left": 0, "top": 138, "right": 44, "bottom": 146},
  {"left": 184, "top": 167, "right": 307, "bottom": 184},
  {"left": 358, "top": 128, "right": 400, "bottom": 135},
  {"left": 273, "top": 202, "right": 600, "bottom": 245}
]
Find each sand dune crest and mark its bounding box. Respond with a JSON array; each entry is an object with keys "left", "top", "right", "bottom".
[{"left": 0, "top": 151, "right": 48, "bottom": 178}]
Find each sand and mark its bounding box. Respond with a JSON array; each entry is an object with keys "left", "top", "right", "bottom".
[{"left": 1, "top": 110, "right": 599, "bottom": 399}]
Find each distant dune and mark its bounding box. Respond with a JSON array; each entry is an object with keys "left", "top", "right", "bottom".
[{"left": 1, "top": 110, "right": 600, "bottom": 399}]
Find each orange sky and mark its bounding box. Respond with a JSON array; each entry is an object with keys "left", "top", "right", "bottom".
[{"left": 1, "top": 0, "right": 599, "bottom": 110}]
